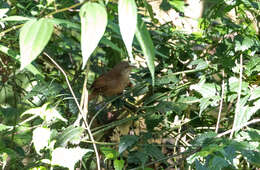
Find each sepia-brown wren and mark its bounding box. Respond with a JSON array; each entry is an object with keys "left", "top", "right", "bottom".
[{"left": 88, "top": 61, "right": 135, "bottom": 101}]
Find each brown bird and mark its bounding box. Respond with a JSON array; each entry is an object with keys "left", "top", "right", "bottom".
[{"left": 88, "top": 61, "right": 135, "bottom": 101}]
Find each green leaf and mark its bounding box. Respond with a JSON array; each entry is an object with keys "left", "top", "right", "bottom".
[
  {"left": 19, "top": 18, "right": 53, "bottom": 69},
  {"left": 229, "top": 77, "right": 249, "bottom": 94},
  {"left": 0, "top": 16, "right": 32, "bottom": 21},
  {"left": 190, "top": 82, "right": 220, "bottom": 98},
  {"left": 29, "top": 166, "right": 47, "bottom": 170},
  {"left": 145, "top": 114, "right": 163, "bottom": 130},
  {"left": 240, "top": 0, "right": 260, "bottom": 10},
  {"left": 155, "top": 74, "right": 178, "bottom": 85},
  {"left": 249, "top": 86, "right": 260, "bottom": 101},
  {"left": 80, "top": 2, "right": 107, "bottom": 69},
  {"left": 199, "top": 98, "right": 211, "bottom": 116},
  {"left": 135, "top": 16, "right": 155, "bottom": 86},
  {"left": 197, "top": 144, "right": 224, "bottom": 157},
  {"left": 210, "top": 156, "right": 230, "bottom": 170},
  {"left": 245, "top": 57, "right": 260, "bottom": 76},
  {"left": 247, "top": 129, "right": 260, "bottom": 142},
  {"left": 55, "top": 125, "right": 84, "bottom": 147},
  {"left": 21, "top": 103, "right": 67, "bottom": 123},
  {"left": 235, "top": 36, "right": 254, "bottom": 51},
  {"left": 114, "top": 159, "right": 124, "bottom": 170},
  {"left": 119, "top": 135, "right": 139, "bottom": 154},
  {"left": 241, "top": 150, "right": 260, "bottom": 166},
  {"left": 191, "top": 132, "right": 217, "bottom": 147},
  {"left": 33, "top": 127, "right": 51, "bottom": 155},
  {"left": 46, "top": 18, "right": 80, "bottom": 30},
  {"left": 100, "top": 147, "right": 119, "bottom": 160},
  {"left": 144, "top": 144, "right": 164, "bottom": 160},
  {"left": 168, "top": 0, "right": 185, "bottom": 13},
  {"left": 0, "top": 123, "right": 12, "bottom": 131},
  {"left": 51, "top": 147, "right": 92, "bottom": 170},
  {"left": 118, "top": 0, "right": 137, "bottom": 60},
  {"left": 100, "top": 37, "right": 124, "bottom": 53},
  {"left": 232, "top": 97, "right": 260, "bottom": 133},
  {"left": 189, "top": 59, "right": 208, "bottom": 70},
  {"left": 143, "top": 0, "right": 157, "bottom": 23},
  {"left": 128, "top": 151, "right": 148, "bottom": 166}
]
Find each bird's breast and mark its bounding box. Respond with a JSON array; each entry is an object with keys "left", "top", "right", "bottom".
[{"left": 104, "top": 75, "right": 130, "bottom": 96}]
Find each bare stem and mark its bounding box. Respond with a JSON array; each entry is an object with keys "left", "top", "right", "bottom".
[
  {"left": 218, "top": 119, "right": 260, "bottom": 137},
  {"left": 43, "top": 52, "right": 100, "bottom": 170},
  {"left": 216, "top": 70, "right": 225, "bottom": 133}
]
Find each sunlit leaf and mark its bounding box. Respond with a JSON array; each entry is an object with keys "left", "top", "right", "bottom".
[
  {"left": 190, "top": 82, "right": 221, "bottom": 98},
  {"left": 21, "top": 103, "right": 67, "bottom": 123},
  {"left": 0, "top": 124, "right": 12, "bottom": 131},
  {"left": 80, "top": 2, "right": 107, "bottom": 69},
  {"left": 47, "top": 18, "right": 80, "bottom": 30},
  {"left": 235, "top": 36, "right": 254, "bottom": 51},
  {"left": 100, "top": 147, "right": 119, "bottom": 160},
  {"left": 114, "top": 159, "right": 124, "bottom": 170},
  {"left": 249, "top": 86, "right": 260, "bottom": 101},
  {"left": 55, "top": 125, "right": 84, "bottom": 147},
  {"left": 168, "top": 0, "right": 185, "bottom": 13},
  {"left": 19, "top": 18, "right": 53, "bottom": 69},
  {"left": 33, "top": 127, "right": 51, "bottom": 155},
  {"left": 0, "top": 16, "right": 32, "bottom": 21},
  {"left": 232, "top": 96, "right": 256, "bottom": 133},
  {"left": 135, "top": 16, "right": 155, "bottom": 86},
  {"left": 0, "top": 9, "right": 9, "bottom": 18},
  {"left": 52, "top": 147, "right": 92, "bottom": 170},
  {"left": 118, "top": 0, "right": 137, "bottom": 60}
]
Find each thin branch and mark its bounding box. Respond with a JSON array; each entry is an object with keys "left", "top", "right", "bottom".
[
  {"left": 0, "top": 24, "right": 23, "bottom": 38},
  {"left": 46, "top": 0, "right": 86, "bottom": 17},
  {"left": 218, "top": 119, "right": 260, "bottom": 137},
  {"left": 43, "top": 52, "right": 100, "bottom": 170},
  {"left": 216, "top": 70, "right": 225, "bottom": 133},
  {"left": 230, "top": 54, "right": 243, "bottom": 138},
  {"left": 0, "top": 0, "right": 87, "bottom": 37}
]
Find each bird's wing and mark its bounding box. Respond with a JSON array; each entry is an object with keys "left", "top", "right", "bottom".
[{"left": 91, "top": 73, "right": 117, "bottom": 90}]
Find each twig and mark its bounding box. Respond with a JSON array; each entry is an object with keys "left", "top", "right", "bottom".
[
  {"left": 216, "top": 70, "right": 225, "bottom": 133},
  {"left": 43, "top": 52, "right": 100, "bottom": 170},
  {"left": 218, "top": 118, "right": 260, "bottom": 137},
  {"left": 74, "top": 64, "right": 89, "bottom": 127},
  {"left": 46, "top": 0, "right": 86, "bottom": 17},
  {"left": 230, "top": 54, "right": 243, "bottom": 138},
  {"left": 0, "top": 24, "right": 24, "bottom": 37},
  {"left": 0, "top": 0, "right": 87, "bottom": 37}
]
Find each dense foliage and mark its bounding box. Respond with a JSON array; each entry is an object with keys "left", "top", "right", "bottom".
[{"left": 0, "top": 0, "right": 260, "bottom": 169}]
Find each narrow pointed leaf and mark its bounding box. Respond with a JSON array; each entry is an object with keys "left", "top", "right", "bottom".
[
  {"left": 118, "top": 0, "right": 137, "bottom": 60},
  {"left": 135, "top": 16, "right": 155, "bottom": 86},
  {"left": 19, "top": 18, "right": 53, "bottom": 70},
  {"left": 80, "top": 2, "right": 107, "bottom": 69}
]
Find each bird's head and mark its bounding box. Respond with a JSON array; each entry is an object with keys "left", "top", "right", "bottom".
[{"left": 114, "top": 61, "right": 135, "bottom": 75}]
